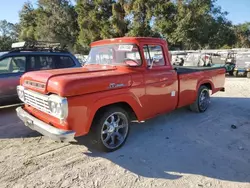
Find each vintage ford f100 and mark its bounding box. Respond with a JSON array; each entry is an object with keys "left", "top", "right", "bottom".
[{"left": 16, "top": 37, "right": 225, "bottom": 152}]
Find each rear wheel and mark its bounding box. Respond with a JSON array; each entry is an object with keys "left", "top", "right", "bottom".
[
  {"left": 228, "top": 70, "right": 234, "bottom": 76},
  {"left": 189, "top": 85, "right": 210, "bottom": 113},
  {"left": 90, "top": 107, "right": 130, "bottom": 152},
  {"left": 225, "top": 63, "right": 235, "bottom": 76},
  {"left": 247, "top": 72, "right": 250, "bottom": 78},
  {"left": 233, "top": 70, "right": 238, "bottom": 77}
]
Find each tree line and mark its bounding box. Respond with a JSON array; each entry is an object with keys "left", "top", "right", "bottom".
[{"left": 0, "top": 0, "right": 250, "bottom": 53}]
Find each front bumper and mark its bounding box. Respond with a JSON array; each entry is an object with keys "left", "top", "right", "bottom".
[{"left": 16, "top": 107, "right": 76, "bottom": 142}]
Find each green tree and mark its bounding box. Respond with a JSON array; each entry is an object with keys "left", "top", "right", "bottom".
[
  {"left": 16, "top": 0, "right": 250, "bottom": 52},
  {"left": 76, "top": 0, "right": 114, "bottom": 52},
  {"left": 0, "top": 20, "right": 19, "bottom": 50},
  {"left": 153, "top": 0, "right": 177, "bottom": 43},
  {"left": 155, "top": 0, "right": 236, "bottom": 49},
  {"left": 35, "top": 0, "right": 78, "bottom": 50},
  {"left": 19, "top": 1, "right": 37, "bottom": 41},
  {"left": 173, "top": 0, "right": 216, "bottom": 49},
  {"left": 19, "top": 0, "right": 78, "bottom": 51},
  {"left": 125, "top": 0, "right": 160, "bottom": 37},
  {"left": 207, "top": 16, "right": 236, "bottom": 49},
  {"left": 111, "top": 0, "right": 129, "bottom": 37},
  {"left": 233, "top": 22, "right": 250, "bottom": 48}
]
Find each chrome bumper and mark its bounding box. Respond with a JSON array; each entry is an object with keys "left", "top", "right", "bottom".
[{"left": 16, "top": 107, "right": 76, "bottom": 142}]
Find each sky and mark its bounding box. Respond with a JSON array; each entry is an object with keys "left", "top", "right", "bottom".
[{"left": 0, "top": 0, "right": 249, "bottom": 25}]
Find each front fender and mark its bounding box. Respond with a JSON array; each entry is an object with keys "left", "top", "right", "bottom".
[{"left": 85, "top": 93, "right": 144, "bottom": 133}]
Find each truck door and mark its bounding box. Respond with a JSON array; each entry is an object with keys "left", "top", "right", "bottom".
[{"left": 142, "top": 44, "right": 178, "bottom": 118}]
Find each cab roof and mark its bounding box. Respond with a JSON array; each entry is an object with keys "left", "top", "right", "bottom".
[{"left": 91, "top": 37, "right": 167, "bottom": 47}]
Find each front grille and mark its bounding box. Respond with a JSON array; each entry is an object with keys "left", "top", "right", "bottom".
[{"left": 24, "top": 89, "right": 50, "bottom": 114}]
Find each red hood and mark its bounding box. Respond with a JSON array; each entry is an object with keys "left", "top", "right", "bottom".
[{"left": 21, "top": 65, "right": 132, "bottom": 96}]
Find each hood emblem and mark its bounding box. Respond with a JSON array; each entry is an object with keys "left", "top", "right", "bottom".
[
  {"left": 24, "top": 80, "right": 45, "bottom": 89},
  {"left": 109, "top": 83, "right": 125, "bottom": 89}
]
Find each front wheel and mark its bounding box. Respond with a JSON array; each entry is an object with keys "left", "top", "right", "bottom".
[
  {"left": 189, "top": 86, "right": 210, "bottom": 113},
  {"left": 90, "top": 107, "right": 130, "bottom": 152}
]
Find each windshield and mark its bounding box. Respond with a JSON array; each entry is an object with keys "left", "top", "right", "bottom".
[
  {"left": 236, "top": 53, "right": 250, "bottom": 59},
  {"left": 86, "top": 44, "right": 142, "bottom": 66},
  {"left": 186, "top": 53, "right": 201, "bottom": 62},
  {"left": 236, "top": 53, "right": 250, "bottom": 68},
  {"left": 0, "top": 52, "right": 8, "bottom": 57},
  {"left": 183, "top": 53, "right": 206, "bottom": 66}
]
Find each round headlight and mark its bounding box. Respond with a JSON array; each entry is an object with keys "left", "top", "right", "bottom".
[
  {"left": 50, "top": 102, "right": 57, "bottom": 113},
  {"left": 56, "top": 103, "right": 62, "bottom": 114},
  {"left": 18, "top": 89, "right": 24, "bottom": 100},
  {"left": 18, "top": 90, "right": 22, "bottom": 97},
  {"left": 48, "top": 94, "right": 68, "bottom": 120}
]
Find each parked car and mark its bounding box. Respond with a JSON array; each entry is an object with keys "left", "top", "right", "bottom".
[
  {"left": 207, "top": 51, "right": 236, "bottom": 75},
  {"left": 74, "top": 54, "right": 88, "bottom": 66},
  {"left": 16, "top": 37, "right": 225, "bottom": 152},
  {"left": 171, "top": 51, "right": 187, "bottom": 66},
  {"left": 0, "top": 41, "right": 81, "bottom": 105},
  {"left": 233, "top": 52, "right": 250, "bottom": 77},
  {"left": 183, "top": 52, "right": 204, "bottom": 66}
]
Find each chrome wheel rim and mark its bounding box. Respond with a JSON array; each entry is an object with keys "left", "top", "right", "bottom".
[
  {"left": 101, "top": 112, "right": 129, "bottom": 149},
  {"left": 199, "top": 89, "right": 210, "bottom": 111}
]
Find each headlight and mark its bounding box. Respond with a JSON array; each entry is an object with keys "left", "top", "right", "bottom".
[
  {"left": 17, "top": 85, "right": 25, "bottom": 102},
  {"left": 48, "top": 95, "right": 68, "bottom": 120}
]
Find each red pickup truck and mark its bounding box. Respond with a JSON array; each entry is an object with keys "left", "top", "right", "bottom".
[{"left": 16, "top": 37, "right": 225, "bottom": 152}]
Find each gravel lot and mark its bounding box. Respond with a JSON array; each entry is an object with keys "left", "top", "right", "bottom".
[{"left": 0, "top": 77, "right": 250, "bottom": 188}]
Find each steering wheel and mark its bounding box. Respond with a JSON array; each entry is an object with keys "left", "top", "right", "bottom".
[
  {"left": 102, "top": 58, "right": 110, "bottom": 64},
  {"left": 123, "top": 58, "right": 139, "bottom": 66}
]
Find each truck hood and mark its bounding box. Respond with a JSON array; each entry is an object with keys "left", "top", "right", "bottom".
[{"left": 21, "top": 65, "right": 132, "bottom": 96}]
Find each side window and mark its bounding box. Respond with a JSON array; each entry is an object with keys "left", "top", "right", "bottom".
[
  {"left": 27, "top": 56, "right": 39, "bottom": 71},
  {"left": 33, "top": 55, "right": 55, "bottom": 70},
  {"left": 57, "top": 56, "right": 75, "bottom": 68},
  {"left": 0, "top": 56, "right": 26, "bottom": 74},
  {"left": 30, "top": 56, "right": 36, "bottom": 70},
  {"left": 143, "top": 45, "right": 165, "bottom": 67},
  {"left": 124, "top": 46, "right": 142, "bottom": 65}
]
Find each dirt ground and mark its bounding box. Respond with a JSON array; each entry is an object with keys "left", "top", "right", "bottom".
[{"left": 0, "top": 77, "right": 250, "bottom": 188}]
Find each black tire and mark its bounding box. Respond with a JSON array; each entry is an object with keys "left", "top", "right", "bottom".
[
  {"left": 189, "top": 85, "right": 210, "bottom": 113},
  {"left": 90, "top": 107, "right": 130, "bottom": 152},
  {"left": 229, "top": 71, "right": 234, "bottom": 76},
  {"left": 233, "top": 70, "right": 238, "bottom": 77},
  {"left": 247, "top": 72, "right": 250, "bottom": 78}
]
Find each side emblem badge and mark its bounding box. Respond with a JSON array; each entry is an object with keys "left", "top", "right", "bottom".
[{"left": 109, "top": 83, "right": 125, "bottom": 89}]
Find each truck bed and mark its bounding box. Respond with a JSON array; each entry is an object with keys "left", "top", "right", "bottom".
[
  {"left": 174, "top": 66, "right": 225, "bottom": 74},
  {"left": 174, "top": 65, "right": 225, "bottom": 109}
]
